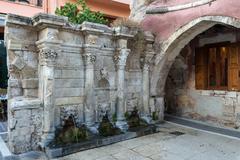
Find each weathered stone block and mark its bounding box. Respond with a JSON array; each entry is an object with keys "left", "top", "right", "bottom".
[
  {"left": 55, "top": 88, "right": 84, "bottom": 98},
  {"left": 55, "top": 79, "right": 84, "bottom": 88},
  {"left": 12, "top": 57, "right": 25, "bottom": 70},
  {"left": 55, "top": 97, "right": 85, "bottom": 106},
  {"left": 8, "top": 79, "right": 21, "bottom": 88},
  {"left": 24, "top": 89, "right": 38, "bottom": 98},
  {"left": 54, "top": 69, "right": 84, "bottom": 79},
  {"left": 22, "top": 79, "right": 38, "bottom": 89}
]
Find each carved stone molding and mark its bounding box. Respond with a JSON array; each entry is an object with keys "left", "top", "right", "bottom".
[{"left": 143, "top": 63, "right": 150, "bottom": 71}]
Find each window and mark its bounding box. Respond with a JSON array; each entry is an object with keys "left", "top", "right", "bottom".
[{"left": 195, "top": 43, "right": 240, "bottom": 91}]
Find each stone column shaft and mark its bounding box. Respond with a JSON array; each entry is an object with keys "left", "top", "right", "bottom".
[
  {"left": 115, "top": 48, "right": 130, "bottom": 131},
  {"left": 117, "top": 64, "right": 126, "bottom": 120},
  {"left": 84, "top": 52, "right": 96, "bottom": 126},
  {"left": 143, "top": 63, "right": 150, "bottom": 115}
]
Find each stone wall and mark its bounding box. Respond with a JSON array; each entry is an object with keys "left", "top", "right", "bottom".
[
  {"left": 165, "top": 31, "right": 240, "bottom": 129},
  {"left": 5, "top": 13, "right": 155, "bottom": 153}
]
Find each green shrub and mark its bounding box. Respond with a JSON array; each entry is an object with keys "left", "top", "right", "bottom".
[
  {"left": 98, "top": 114, "right": 121, "bottom": 137},
  {"left": 55, "top": 0, "right": 108, "bottom": 25}
]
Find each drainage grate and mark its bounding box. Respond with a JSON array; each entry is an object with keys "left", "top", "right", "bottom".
[{"left": 169, "top": 131, "right": 185, "bottom": 136}]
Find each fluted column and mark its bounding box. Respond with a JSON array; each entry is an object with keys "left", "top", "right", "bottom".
[{"left": 115, "top": 48, "right": 130, "bottom": 131}]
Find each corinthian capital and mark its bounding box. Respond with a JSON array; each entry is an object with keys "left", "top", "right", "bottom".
[
  {"left": 39, "top": 48, "right": 58, "bottom": 65},
  {"left": 84, "top": 53, "right": 96, "bottom": 65},
  {"left": 114, "top": 49, "right": 130, "bottom": 66}
]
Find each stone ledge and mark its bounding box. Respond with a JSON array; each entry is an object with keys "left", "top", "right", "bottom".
[
  {"left": 32, "top": 13, "right": 68, "bottom": 28},
  {"left": 9, "top": 97, "right": 42, "bottom": 111},
  {"left": 6, "top": 14, "right": 32, "bottom": 26},
  {"left": 81, "top": 21, "right": 113, "bottom": 35}
]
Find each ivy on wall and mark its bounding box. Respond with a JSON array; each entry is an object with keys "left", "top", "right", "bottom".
[{"left": 55, "top": 0, "right": 108, "bottom": 25}]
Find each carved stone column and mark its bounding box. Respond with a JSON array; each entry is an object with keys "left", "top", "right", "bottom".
[
  {"left": 115, "top": 48, "right": 130, "bottom": 131},
  {"left": 156, "top": 97, "right": 164, "bottom": 121},
  {"left": 142, "top": 63, "right": 150, "bottom": 114},
  {"left": 36, "top": 28, "right": 61, "bottom": 148},
  {"left": 84, "top": 51, "right": 96, "bottom": 127},
  {"left": 141, "top": 43, "right": 155, "bottom": 124}
]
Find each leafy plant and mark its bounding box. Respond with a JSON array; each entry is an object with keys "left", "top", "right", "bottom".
[
  {"left": 98, "top": 113, "right": 121, "bottom": 137},
  {"left": 53, "top": 116, "right": 88, "bottom": 145},
  {"left": 55, "top": 0, "right": 108, "bottom": 25},
  {"left": 126, "top": 107, "right": 141, "bottom": 128}
]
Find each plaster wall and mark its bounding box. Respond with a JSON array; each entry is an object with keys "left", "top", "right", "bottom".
[{"left": 141, "top": 0, "right": 240, "bottom": 42}]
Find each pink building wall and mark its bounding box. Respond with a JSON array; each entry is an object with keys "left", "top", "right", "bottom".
[
  {"left": 0, "top": 0, "right": 45, "bottom": 17},
  {"left": 142, "top": 0, "right": 240, "bottom": 42},
  {"left": 0, "top": 0, "right": 130, "bottom": 18}
]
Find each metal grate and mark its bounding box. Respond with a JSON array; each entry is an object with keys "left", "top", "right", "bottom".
[{"left": 169, "top": 131, "right": 185, "bottom": 136}]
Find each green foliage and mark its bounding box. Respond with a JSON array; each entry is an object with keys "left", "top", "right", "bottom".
[{"left": 55, "top": 0, "right": 108, "bottom": 25}]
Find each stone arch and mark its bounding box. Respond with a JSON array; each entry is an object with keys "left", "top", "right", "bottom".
[{"left": 150, "top": 16, "right": 240, "bottom": 97}]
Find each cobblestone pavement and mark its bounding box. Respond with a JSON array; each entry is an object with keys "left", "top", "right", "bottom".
[{"left": 54, "top": 122, "right": 240, "bottom": 160}]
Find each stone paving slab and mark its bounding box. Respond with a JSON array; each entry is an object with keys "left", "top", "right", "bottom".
[{"left": 54, "top": 122, "right": 240, "bottom": 160}]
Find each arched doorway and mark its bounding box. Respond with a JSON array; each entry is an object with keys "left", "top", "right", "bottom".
[{"left": 150, "top": 16, "right": 240, "bottom": 129}]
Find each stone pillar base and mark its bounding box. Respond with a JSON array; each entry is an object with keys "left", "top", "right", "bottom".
[
  {"left": 141, "top": 115, "right": 154, "bottom": 124},
  {"left": 39, "top": 133, "right": 55, "bottom": 149},
  {"left": 116, "top": 120, "right": 128, "bottom": 132},
  {"left": 86, "top": 123, "right": 99, "bottom": 134}
]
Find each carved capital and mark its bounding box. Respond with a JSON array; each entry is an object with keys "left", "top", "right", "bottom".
[
  {"left": 140, "top": 53, "right": 153, "bottom": 70},
  {"left": 143, "top": 63, "right": 150, "bottom": 71},
  {"left": 39, "top": 48, "right": 58, "bottom": 65},
  {"left": 114, "top": 49, "right": 130, "bottom": 67},
  {"left": 84, "top": 53, "right": 96, "bottom": 65}
]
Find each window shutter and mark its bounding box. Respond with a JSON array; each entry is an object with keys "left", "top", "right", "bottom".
[
  {"left": 228, "top": 46, "right": 240, "bottom": 91},
  {"left": 195, "top": 48, "right": 208, "bottom": 89}
]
